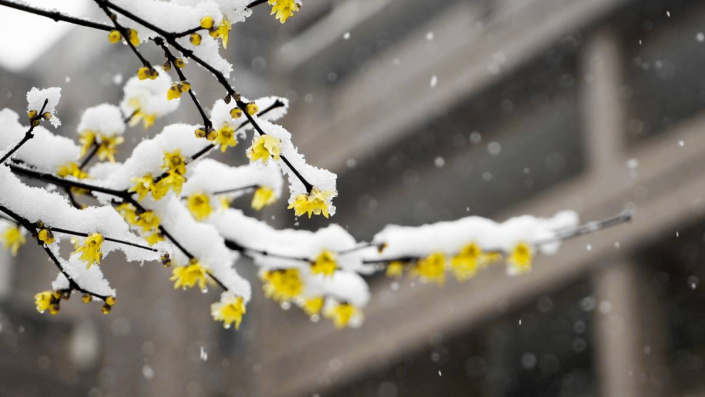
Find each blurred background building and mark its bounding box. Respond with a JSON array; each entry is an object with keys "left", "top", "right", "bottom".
[{"left": 1, "top": 0, "right": 705, "bottom": 396}]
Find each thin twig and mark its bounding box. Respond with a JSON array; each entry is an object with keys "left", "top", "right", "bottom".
[
  {"left": 0, "top": 0, "right": 112, "bottom": 31},
  {"left": 0, "top": 203, "right": 109, "bottom": 300},
  {"left": 0, "top": 99, "right": 48, "bottom": 164}
]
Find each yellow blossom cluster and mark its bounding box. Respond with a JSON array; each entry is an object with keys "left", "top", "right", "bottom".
[
  {"left": 269, "top": 0, "right": 300, "bottom": 23},
  {"left": 288, "top": 188, "right": 334, "bottom": 218},
  {"left": 262, "top": 268, "right": 303, "bottom": 302},
  {"left": 130, "top": 150, "right": 188, "bottom": 200},
  {"left": 211, "top": 294, "right": 246, "bottom": 329},
  {"left": 78, "top": 130, "right": 125, "bottom": 163},
  {"left": 198, "top": 16, "right": 231, "bottom": 48},
  {"left": 171, "top": 258, "right": 210, "bottom": 291},
  {"left": 107, "top": 28, "right": 140, "bottom": 46},
  {"left": 167, "top": 81, "right": 191, "bottom": 101},
  {"left": 324, "top": 302, "right": 360, "bottom": 329},
  {"left": 386, "top": 242, "right": 533, "bottom": 284},
  {"left": 312, "top": 250, "right": 337, "bottom": 276},
  {"left": 247, "top": 135, "right": 281, "bottom": 165},
  {"left": 73, "top": 233, "right": 105, "bottom": 269},
  {"left": 36, "top": 290, "right": 116, "bottom": 315}
]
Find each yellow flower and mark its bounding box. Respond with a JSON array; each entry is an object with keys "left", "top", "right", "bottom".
[
  {"left": 247, "top": 135, "right": 281, "bottom": 165},
  {"left": 135, "top": 210, "right": 160, "bottom": 233},
  {"left": 215, "top": 125, "right": 237, "bottom": 152},
  {"left": 129, "top": 174, "right": 157, "bottom": 201},
  {"left": 1, "top": 225, "right": 25, "bottom": 256},
  {"left": 116, "top": 210, "right": 132, "bottom": 229},
  {"left": 157, "top": 171, "right": 186, "bottom": 196},
  {"left": 287, "top": 188, "right": 334, "bottom": 218},
  {"left": 312, "top": 250, "right": 337, "bottom": 276},
  {"left": 246, "top": 102, "right": 259, "bottom": 115},
  {"left": 386, "top": 261, "right": 405, "bottom": 278},
  {"left": 98, "top": 136, "right": 124, "bottom": 163},
  {"left": 78, "top": 130, "right": 97, "bottom": 155},
  {"left": 145, "top": 232, "right": 164, "bottom": 246},
  {"left": 268, "top": 0, "right": 300, "bottom": 23},
  {"left": 412, "top": 252, "right": 446, "bottom": 284},
  {"left": 262, "top": 268, "right": 303, "bottom": 302},
  {"left": 251, "top": 186, "right": 276, "bottom": 210},
  {"left": 127, "top": 99, "right": 156, "bottom": 129},
  {"left": 211, "top": 294, "right": 246, "bottom": 329},
  {"left": 302, "top": 296, "right": 324, "bottom": 316},
  {"left": 37, "top": 229, "right": 55, "bottom": 245},
  {"left": 126, "top": 28, "right": 140, "bottom": 46},
  {"left": 57, "top": 162, "right": 89, "bottom": 180},
  {"left": 108, "top": 30, "right": 121, "bottom": 44},
  {"left": 324, "top": 302, "right": 358, "bottom": 329},
  {"left": 162, "top": 150, "right": 187, "bottom": 175},
  {"left": 451, "top": 243, "right": 482, "bottom": 281},
  {"left": 73, "top": 233, "right": 104, "bottom": 269},
  {"left": 208, "top": 18, "right": 231, "bottom": 48},
  {"left": 34, "top": 291, "right": 55, "bottom": 314},
  {"left": 167, "top": 83, "right": 182, "bottom": 101},
  {"left": 187, "top": 192, "right": 212, "bottom": 221},
  {"left": 200, "top": 16, "right": 214, "bottom": 30},
  {"left": 78, "top": 131, "right": 124, "bottom": 163},
  {"left": 170, "top": 259, "right": 209, "bottom": 291},
  {"left": 508, "top": 242, "right": 533, "bottom": 273}
]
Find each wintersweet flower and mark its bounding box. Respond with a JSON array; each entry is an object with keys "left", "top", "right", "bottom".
[
  {"left": 171, "top": 259, "right": 209, "bottom": 291},
  {"left": 130, "top": 174, "right": 157, "bottom": 201},
  {"left": 312, "top": 250, "right": 337, "bottom": 276},
  {"left": 324, "top": 302, "right": 358, "bottom": 329},
  {"left": 108, "top": 30, "right": 121, "bottom": 44},
  {"left": 1, "top": 225, "right": 26, "bottom": 256},
  {"left": 158, "top": 171, "right": 186, "bottom": 196},
  {"left": 211, "top": 293, "right": 246, "bottom": 329},
  {"left": 37, "top": 228, "right": 55, "bottom": 245},
  {"left": 208, "top": 18, "right": 231, "bottom": 48},
  {"left": 451, "top": 243, "right": 482, "bottom": 281},
  {"left": 162, "top": 150, "right": 187, "bottom": 175},
  {"left": 34, "top": 291, "right": 55, "bottom": 314},
  {"left": 135, "top": 211, "right": 160, "bottom": 233},
  {"left": 126, "top": 98, "right": 157, "bottom": 129},
  {"left": 247, "top": 135, "right": 281, "bottom": 165},
  {"left": 126, "top": 28, "right": 140, "bottom": 46},
  {"left": 215, "top": 125, "right": 237, "bottom": 152},
  {"left": 269, "top": 0, "right": 300, "bottom": 23},
  {"left": 74, "top": 233, "right": 104, "bottom": 269},
  {"left": 412, "top": 252, "right": 446, "bottom": 284},
  {"left": 246, "top": 102, "right": 259, "bottom": 115},
  {"left": 187, "top": 193, "right": 213, "bottom": 221},
  {"left": 262, "top": 268, "right": 303, "bottom": 302},
  {"left": 78, "top": 130, "right": 125, "bottom": 163},
  {"left": 251, "top": 186, "right": 276, "bottom": 210},
  {"left": 508, "top": 242, "right": 533, "bottom": 273},
  {"left": 57, "top": 162, "right": 89, "bottom": 180},
  {"left": 385, "top": 261, "right": 405, "bottom": 278},
  {"left": 302, "top": 296, "right": 324, "bottom": 316},
  {"left": 145, "top": 233, "right": 165, "bottom": 246},
  {"left": 287, "top": 188, "right": 334, "bottom": 218}
]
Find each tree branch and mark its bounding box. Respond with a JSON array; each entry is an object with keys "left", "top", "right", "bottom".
[
  {"left": 0, "top": 99, "right": 48, "bottom": 164},
  {"left": 0, "top": 0, "right": 112, "bottom": 31}
]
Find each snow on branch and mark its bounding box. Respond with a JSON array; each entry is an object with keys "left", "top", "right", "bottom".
[{"left": 0, "top": 0, "right": 631, "bottom": 331}]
